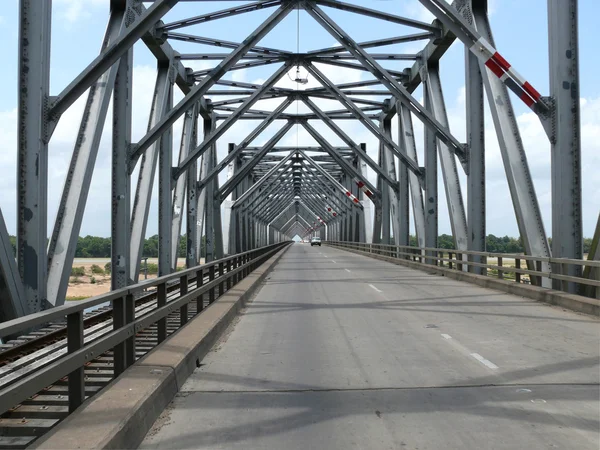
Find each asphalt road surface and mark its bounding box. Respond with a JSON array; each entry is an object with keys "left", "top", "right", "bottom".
[{"left": 141, "top": 243, "right": 600, "bottom": 450}]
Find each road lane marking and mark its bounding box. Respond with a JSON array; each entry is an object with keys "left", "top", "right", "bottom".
[
  {"left": 345, "top": 269, "right": 351, "bottom": 273},
  {"left": 368, "top": 284, "right": 382, "bottom": 293},
  {"left": 470, "top": 353, "right": 499, "bottom": 370},
  {"left": 332, "top": 260, "right": 337, "bottom": 263},
  {"left": 440, "top": 333, "right": 499, "bottom": 371}
]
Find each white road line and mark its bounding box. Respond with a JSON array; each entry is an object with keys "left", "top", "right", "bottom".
[
  {"left": 332, "top": 260, "right": 337, "bottom": 263},
  {"left": 470, "top": 353, "right": 499, "bottom": 370},
  {"left": 439, "top": 333, "right": 499, "bottom": 370},
  {"left": 323, "top": 255, "right": 328, "bottom": 258},
  {"left": 368, "top": 284, "right": 382, "bottom": 293},
  {"left": 345, "top": 269, "right": 351, "bottom": 273}
]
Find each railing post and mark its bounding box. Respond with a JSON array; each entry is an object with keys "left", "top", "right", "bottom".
[
  {"left": 219, "top": 261, "right": 225, "bottom": 297},
  {"left": 209, "top": 265, "right": 216, "bottom": 304},
  {"left": 237, "top": 255, "right": 242, "bottom": 282},
  {"left": 449, "top": 252, "right": 453, "bottom": 270},
  {"left": 196, "top": 269, "right": 204, "bottom": 313},
  {"left": 180, "top": 274, "right": 188, "bottom": 327},
  {"left": 113, "top": 296, "right": 126, "bottom": 377},
  {"left": 498, "top": 256, "right": 504, "bottom": 279},
  {"left": 515, "top": 258, "right": 521, "bottom": 283},
  {"left": 67, "top": 311, "right": 85, "bottom": 413},
  {"left": 125, "top": 293, "right": 135, "bottom": 367},
  {"left": 226, "top": 259, "right": 232, "bottom": 290},
  {"left": 157, "top": 282, "right": 167, "bottom": 344}
]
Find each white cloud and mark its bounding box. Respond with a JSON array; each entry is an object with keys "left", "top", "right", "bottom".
[{"left": 54, "top": 0, "right": 106, "bottom": 24}]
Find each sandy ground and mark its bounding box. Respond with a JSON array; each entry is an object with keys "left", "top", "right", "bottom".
[{"left": 67, "top": 258, "right": 201, "bottom": 299}]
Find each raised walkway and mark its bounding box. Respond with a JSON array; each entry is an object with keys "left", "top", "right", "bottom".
[{"left": 140, "top": 243, "right": 600, "bottom": 449}]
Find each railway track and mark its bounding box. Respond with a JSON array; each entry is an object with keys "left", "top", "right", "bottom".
[{"left": 0, "top": 274, "right": 210, "bottom": 449}]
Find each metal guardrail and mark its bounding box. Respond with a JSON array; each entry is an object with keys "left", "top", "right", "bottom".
[
  {"left": 326, "top": 241, "right": 600, "bottom": 298},
  {"left": 0, "top": 242, "right": 290, "bottom": 417}
]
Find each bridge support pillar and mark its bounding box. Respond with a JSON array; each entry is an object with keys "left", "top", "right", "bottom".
[
  {"left": 549, "top": 0, "right": 583, "bottom": 292},
  {"left": 17, "top": 0, "right": 52, "bottom": 313},
  {"left": 465, "top": 6, "right": 486, "bottom": 275}
]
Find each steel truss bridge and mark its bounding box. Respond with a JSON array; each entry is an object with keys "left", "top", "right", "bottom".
[
  {"left": 1, "top": 2, "right": 599, "bottom": 324},
  {"left": 0, "top": 0, "right": 599, "bottom": 447}
]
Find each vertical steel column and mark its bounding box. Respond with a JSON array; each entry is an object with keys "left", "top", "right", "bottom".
[
  {"left": 396, "top": 105, "right": 410, "bottom": 247},
  {"left": 130, "top": 66, "right": 170, "bottom": 282},
  {"left": 47, "top": 11, "right": 123, "bottom": 307},
  {"left": 465, "top": 6, "right": 486, "bottom": 274},
  {"left": 423, "top": 85, "right": 438, "bottom": 263},
  {"left": 158, "top": 81, "right": 174, "bottom": 276},
  {"left": 17, "top": 0, "right": 52, "bottom": 313},
  {"left": 372, "top": 141, "right": 383, "bottom": 244},
  {"left": 549, "top": 0, "right": 582, "bottom": 292},
  {"left": 204, "top": 114, "right": 216, "bottom": 262},
  {"left": 473, "top": 5, "right": 552, "bottom": 286},
  {"left": 398, "top": 104, "right": 426, "bottom": 249},
  {"left": 186, "top": 108, "right": 199, "bottom": 268},
  {"left": 112, "top": 45, "right": 133, "bottom": 289},
  {"left": 378, "top": 140, "right": 390, "bottom": 244},
  {"left": 172, "top": 105, "right": 197, "bottom": 270},
  {"left": 382, "top": 117, "right": 400, "bottom": 244},
  {"left": 359, "top": 144, "right": 374, "bottom": 243},
  {"left": 212, "top": 144, "right": 224, "bottom": 258},
  {"left": 424, "top": 63, "right": 468, "bottom": 252}
]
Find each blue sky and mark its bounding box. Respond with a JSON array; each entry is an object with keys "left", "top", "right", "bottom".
[{"left": 0, "top": 0, "right": 598, "bottom": 239}]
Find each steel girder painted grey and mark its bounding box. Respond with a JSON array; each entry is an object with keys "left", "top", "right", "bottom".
[
  {"left": 423, "top": 64, "right": 468, "bottom": 253},
  {"left": 398, "top": 104, "right": 426, "bottom": 249},
  {"left": 185, "top": 109, "right": 199, "bottom": 267},
  {"left": 47, "top": 10, "right": 124, "bottom": 307},
  {"left": 218, "top": 121, "right": 295, "bottom": 200},
  {"left": 304, "top": 63, "right": 422, "bottom": 176},
  {"left": 473, "top": 6, "right": 551, "bottom": 286},
  {"left": 232, "top": 153, "right": 295, "bottom": 209},
  {"left": 548, "top": 0, "right": 583, "bottom": 291},
  {"left": 129, "top": 66, "right": 171, "bottom": 282},
  {"left": 197, "top": 98, "right": 293, "bottom": 192},
  {"left": 303, "top": 2, "right": 466, "bottom": 163},
  {"left": 175, "top": 63, "right": 292, "bottom": 179},
  {"left": 130, "top": 3, "right": 295, "bottom": 163},
  {"left": 170, "top": 105, "right": 197, "bottom": 270},
  {"left": 49, "top": 0, "right": 179, "bottom": 125},
  {"left": 300, "top": 122, "right": 380, "bottom": 203},
  {"left": 464, "top": 2, "right": 486, "bottom": 274},
  {"left": 18, "top": 0, "right": 51, "bottom": 313},
  {"left": 111, "top": 39, "right": 133, "bottom": 290}
]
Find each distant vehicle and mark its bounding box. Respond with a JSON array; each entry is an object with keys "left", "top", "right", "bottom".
[{"left": 310, "top": 237, "right": 321, "bottom": 247}]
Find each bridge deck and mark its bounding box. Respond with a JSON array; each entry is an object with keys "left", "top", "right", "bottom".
[{"left": 140, "top": 244, "right": 599, "bottom": 449}]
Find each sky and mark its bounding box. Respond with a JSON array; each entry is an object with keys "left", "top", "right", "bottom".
[{"left": 0, "top": 0, "right": 598, "bottom": 241}]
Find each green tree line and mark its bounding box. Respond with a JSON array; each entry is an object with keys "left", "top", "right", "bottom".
[
  {"left": 7, "top": 234, "right": 593, "bottom": 257},
  {"left": 8, "top": 235, "right": 206, "bottom": 258}
]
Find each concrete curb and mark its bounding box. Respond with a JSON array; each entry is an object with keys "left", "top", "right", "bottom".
[
  {"left": 328, "top": 245, "right": 599, "bottom": 317},
  {"left": 32, "top": 244, "right": 291, "bottom": 450}
]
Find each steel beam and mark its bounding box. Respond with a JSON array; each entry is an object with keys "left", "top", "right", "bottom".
[
  {"left": 171, "top": 104, "right": 197, "bottom": 270},
  {"left": 465, "top": 4, "right": 486, "bottom": 274},
  {"left": 423, "top": 63, "right": 468, "bottom": 252},
  {"left": 47, "top": 10, "right": 123, "bottom": 307},
  {"left": 18, "top": 0, "right": 52, "bottom": 313},
  {"left": 111, "top": 43, "right": 133, "bottom": 289},
  {"left": 473, "top": 5, "right": 551, "bottom": 286},
  {"left": 130, "top": 3, "right": 294, "bottom": 163},
  {"left": 129, "top": 66, "right": 171, "bottom": 282},
  {"left": 549, "top": 0, "right": 582, "bottom": 291}
]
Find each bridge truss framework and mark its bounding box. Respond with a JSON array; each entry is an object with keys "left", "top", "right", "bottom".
[{"left": 0, "top": 0, "right": 596, "bottom": 319}]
